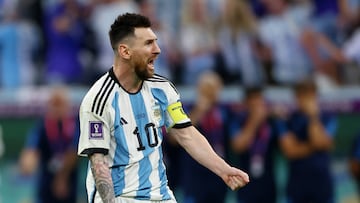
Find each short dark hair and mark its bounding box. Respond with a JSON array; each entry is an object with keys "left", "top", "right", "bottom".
[
  {"left": 293, "top": 80, "right": 317, "bottom": 94},
  {"left": 109, "top": 13, "right": 152, "bottom": 50},
  {"left": 244, "top": 87, "right": 263, "bottom": 99}
]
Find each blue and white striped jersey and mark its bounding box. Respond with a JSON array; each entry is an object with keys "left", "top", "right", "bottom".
[{"left": 78, "top": 68, "right": 191, "bottom": 202}]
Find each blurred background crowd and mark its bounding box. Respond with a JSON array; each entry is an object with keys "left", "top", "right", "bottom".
[
  {"left": 0, "top": 0, "right": 360, "bottom": 88},
  {"left": 1, "top": 0, "right": 360, "bottom": 203}
]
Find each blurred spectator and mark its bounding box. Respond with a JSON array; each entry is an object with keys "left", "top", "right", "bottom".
[
  {"left": 301, "top": 27, "right": 348, "bottom": 88},
  {"left": 179, "top": 72, "right": 228, "bottom": 203},
  {"left": 180, "top": 0, "right": 217, "bottom": 85},
  {"left": 349, "top": 130, "right": 360, "bottom": 195},
  {"left": 342, "top": 19, "right": 360, "bottom": 84},
  {"left": 279, "top": 80, "right": 337, "bottom": 203},
  {"left": 43, "top": 0, "right": 86, "bottom": 84},
  {"left": 151, "top": 0, "right": 182, "bottom": 37},
  {"left": 0, "top": 124, "right": 4, "bottom": 158},
  {"left": 148, "top": 0, "right": 184, "bottom": 83},
  {"left": 343, "top": 26, "right": 360, "bottom": 65},
  {"left": 89, "top": 0, "right": 139, "bottom": 72},
  {"left": 19, "top": 87, "right": 80, "bottom": 203},
  {"left": 0, "top": 0, "right": 40, "bottom": 88},
  {"left": 17, "top": 0, "right": 44, "bottom": 29},
  {"left": 229, "top": 87, "right": 286, "bottom": 203},
  {"left": 258, "top": 0, "right": 313, "bottom": 85},
  {"left": 217, "top": 0, "right": 265, "bottom": 86},
  {"left": 309, "top": 0, "right": 357, "bottom": 45},
  {"left": 248, "top": 0, "right": 267, "bottom": 18}
]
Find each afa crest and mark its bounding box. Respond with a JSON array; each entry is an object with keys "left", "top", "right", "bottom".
[{"left": 152, "top": 101, "right": 162, "bottom": 123}]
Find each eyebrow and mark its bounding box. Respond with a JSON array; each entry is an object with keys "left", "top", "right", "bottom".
[{"left": 144, "top": 38, "right": 158, "bottom": 44}]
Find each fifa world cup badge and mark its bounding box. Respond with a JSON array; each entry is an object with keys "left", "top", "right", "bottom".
[{"left": 89, "top": 121, "right": 104, "bottom": 139}]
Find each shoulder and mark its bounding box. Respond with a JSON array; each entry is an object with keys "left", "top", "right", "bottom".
[
  {"left": 145, "top": 74, "right": 174, "bottom": 85},
  {"left": 80, "top": 71, "right": 118, "bottom": 116},
  {"left": 145, "top": 74, "right": 178, "bottom": 94}
]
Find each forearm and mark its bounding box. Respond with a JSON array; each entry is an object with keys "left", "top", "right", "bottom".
[
  {"left": 280, "top": 133, "right": 314, "bottom": 159},
  {"left": 172, "top": 126, "right": 229, "bottom": 177},
  {"left": 308, "top": 117, "right": 333, "bottom": 150},
  {"left": 90, "top": 153, "right": 115, "bottom": 203},
  {"left": 283, "top": 143, "right": 313, "bottom": 159},
  {"left": 232, "top": 121, "right": 258, "bottom": 153}
]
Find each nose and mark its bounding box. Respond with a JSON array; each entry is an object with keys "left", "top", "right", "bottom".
[{"left": 153, "top": 41, "right": 161, "bottom": 55}]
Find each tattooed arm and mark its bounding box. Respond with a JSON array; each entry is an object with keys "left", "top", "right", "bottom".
[{"left": 90, "top": 153, "right": 115, "bottom": 203}]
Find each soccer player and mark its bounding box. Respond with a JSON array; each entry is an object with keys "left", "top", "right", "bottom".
[
  {"left": 279, "top": 80, "right": 337, "bottom": 203},
  {"left": 77, "top": 13, "right": 249, "bottom": 203}
]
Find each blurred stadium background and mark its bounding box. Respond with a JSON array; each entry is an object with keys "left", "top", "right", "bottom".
[{"left": 0, "top": 0, "right": 360, "bottom": 202}]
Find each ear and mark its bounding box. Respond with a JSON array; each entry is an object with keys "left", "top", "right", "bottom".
[{"left": 117, "top": 44, "right": 131, "bottom": 60}]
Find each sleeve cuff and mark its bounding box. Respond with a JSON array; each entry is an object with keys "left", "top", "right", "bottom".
[
  {"left": 80, "top": 148, "right": 109, "bottom": 156},
  {"left": 172, "top": 122, "right": 192, "bottom": 129}
]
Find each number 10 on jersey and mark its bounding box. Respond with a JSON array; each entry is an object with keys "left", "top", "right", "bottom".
[{"left": 133, "top": 122, "right": 159, "bottom": 151}]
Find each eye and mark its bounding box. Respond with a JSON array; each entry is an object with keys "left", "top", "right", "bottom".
[{"left": 145, "top": 40, "right": 153, "bottom": 45}]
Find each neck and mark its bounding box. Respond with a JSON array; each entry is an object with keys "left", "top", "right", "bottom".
[{"left": 113, "top": 60, "right": 142, "bottom": 93}]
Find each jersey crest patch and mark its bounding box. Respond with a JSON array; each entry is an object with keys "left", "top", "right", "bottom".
[
  {"left": 152, "top": 101, "right": 162, "bottom": 123},
  {"left": 89, "top": 121, "right": 103, "bottom": 139}
]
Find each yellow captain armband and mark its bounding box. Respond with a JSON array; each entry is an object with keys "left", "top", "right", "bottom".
[{"left": 167, "top": 101, "right": 189, "bottom": 124}]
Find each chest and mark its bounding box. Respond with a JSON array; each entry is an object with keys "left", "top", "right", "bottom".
[{"left": 110, "top": 90, "right": 167, "bottom": 154}]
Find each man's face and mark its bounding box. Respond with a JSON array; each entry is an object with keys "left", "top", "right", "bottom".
[
  {"left": 129, "top": 27, "right": 161, "bottom": 80},
  {"left": 246, "top": 93, "right": 265, "bottom": 111},
  {"left": 296, "top": 90, "right": 317, "bottom": 110}
]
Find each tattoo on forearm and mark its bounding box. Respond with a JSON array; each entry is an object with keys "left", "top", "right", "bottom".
[{"left": 90, "top": 154, "right": 115, "bottom": 203}]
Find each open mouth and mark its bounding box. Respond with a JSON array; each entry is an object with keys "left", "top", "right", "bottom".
[
  {"left": 148, "top": 57, "right": 157, "bottom": 67},
  {"left": 148, "top": 59, "right": 154, "bottom": 66}
]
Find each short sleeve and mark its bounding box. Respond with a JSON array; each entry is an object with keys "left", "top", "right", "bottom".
[
  {"left": 162, "top": 81, "right": 192, "bottom": 130},
  {"left": 78, "top": 106, "right": 111, "bottom": 157}
]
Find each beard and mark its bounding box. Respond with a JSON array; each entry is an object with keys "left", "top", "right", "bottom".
[
  {"left": 132, "top": 53, "right": 155, "bottom": 80},
  {"left": 135, "top": 64, "right": 153, "bottom": 80}
]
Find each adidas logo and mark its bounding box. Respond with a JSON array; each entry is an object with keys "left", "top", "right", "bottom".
[{"left": 120, "top": 117, "right": 128, "bottom": 125}]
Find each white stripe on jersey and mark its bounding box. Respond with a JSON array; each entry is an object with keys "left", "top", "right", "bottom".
[{"left": 148, "top": 148, "right": 162, "bottom": 199}]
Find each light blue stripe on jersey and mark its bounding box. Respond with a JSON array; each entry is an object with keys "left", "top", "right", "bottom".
[
  {"left": 151, "top": 88, "right": 171, "bottom": 199},
  {"left": 112, "top": 92, "right": 129, "bottom": 195},
  {"left": 151, "top": 88, "right": 169, "bottom": 139},
  {"left": 158, "top": 145, "right": 171, "bottom": 199},
  {"left": 129, "top": 92, "right": 154, "bottom": 200}
]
